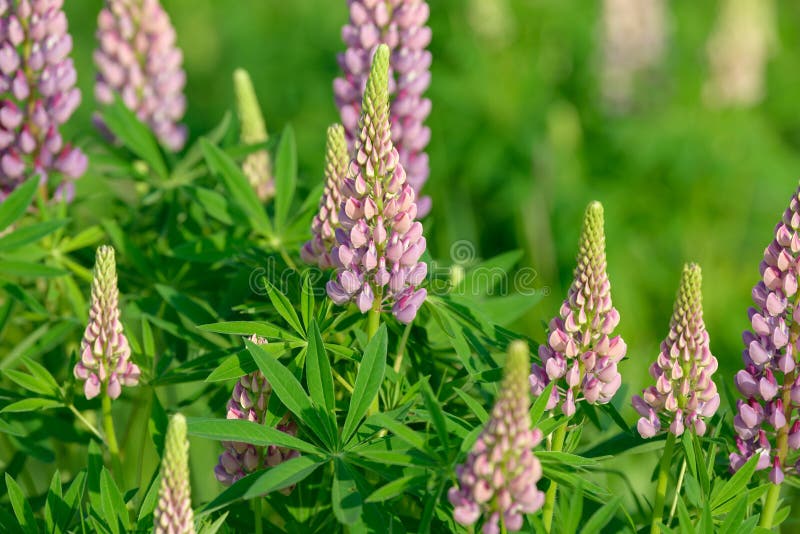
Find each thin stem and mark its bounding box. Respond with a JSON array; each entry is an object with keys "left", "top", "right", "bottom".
[
  {"left": 68, "top": 404, "right": 105, "bottom": 443},
  {"left": 332, "top": 369, "right": 354, "bottom": 394},
  {"left": 253, "top": 497, "right": 263, "bottom": 534},
  {"left": 651, "top": 432, "right": 676, "bottom": 534},
  {"left": 279, "top": 248, "right": 299, "bottom": 273},
  {"left": 101, "top": 395, "right": 124, "bottom": 487},
  {"left": 365, "top": 305, "right": 381, "bottom": 415},
  {"left": 391, "top": 322, "right": 413, "bottom": 407},
  {"left": 667, "top": 458, "right": 687, "bottom": 525},
  {"left": 759, "top": 483, "right": 781, "bottom": 529},
  {"left": 542, "top": 422, "right": 567, "bottom": 533}
]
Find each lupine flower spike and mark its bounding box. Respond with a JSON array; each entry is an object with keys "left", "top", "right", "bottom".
[
  {"left": 530, "top": 201, "right": 627, "bottom": 416},
  {"left": 74, "top": 245, "right": 140, "bottom": 400},
  {"left": 0, "top": 0, "right": 87, "bottom": 201},
  {"left": 154, "top": 413, "right": 195, "bottom": 534},
  {"left": 214, "top": 336, "right": 300, "bottom": 488},
  {"left": 326, "top": 44, "right": 428, "bottom": 324},
  {"left": 335, "top": 0, "right": 432, "bottom": 216},
  {"left": 633, "top": 263, "right": 720, "bottom": 438},
  {"left": 234, "top": 68, "right": 273, "bottom": 202},
  {"left": 301, "top": 124, "right": 349, "bottom": 269},
  {"left": 449, "top": 340, "right": 545, "bottom": 534},
  {"left": 731, "top": 185, "right": 800, "bottom": 485},
  {"left": 95, "top": 0, "right": 187, "bottom": 150}
]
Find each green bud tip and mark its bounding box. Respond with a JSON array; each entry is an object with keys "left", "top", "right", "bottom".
[{"left": 233, "top": 68, "right": 267, "bottom": 144}]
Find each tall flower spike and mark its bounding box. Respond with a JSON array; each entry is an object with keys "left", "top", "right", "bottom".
[
  {"left": 214, "top": 336, "right": 300, "bottom": 488},
  {"left": 633, "top": 264, "right": 720, "bottom": 438},
  {"left": 301, "top": 124, "right": 349, "bottom": 269},
  {"left": 335, "top": 0, "right": 432, "bottom": 216},
  {"left": 0, "top": 0, "right": 87, "bottom": 201},
  {"left": 234, "top": 68, "right": 273, "bottom": 202},
  {"left": 95, "top": 0, "right": 187, "bottom": 151},
  {"left": 73, "top": 245, "right": 140, "bottom": 400},
  {"left": 530, "top": 201, "right": 627, "bottom": 416},
  {"left": 730, "top": 185, "right": 800, "bottom": 484},
  {"left": 326, "top": 44, "right": 428, "bottom": 324},
  {"left": 449, "top": 341, "right": 545, "bottom": 533},
  {"left": 154, "top": 413, "right": 195, "bottom": 534}
]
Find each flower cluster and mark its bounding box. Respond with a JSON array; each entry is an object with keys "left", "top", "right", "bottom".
[
  {"left": 0, "top": 0, "right": 86, "bottom": 201},
  {"left": 214, "top": 336, "right": 300, "bottom": 487},
  {"left": 449, "top": 341, "right": 545, "bottom": 534},
  {"left": 73, "top": 245, "right": 140, "bottom": 400},
  {"left": 334, "top": 0, "right": 432, "bottom": 216},
  {"left": 154, "top": 413, "right": 195, "bottom": 534},
  {"left": 326, "top": 44, "right": 427, "bottom": 324},
  {"left": 301, "top": 124, "right": 349, "bottom": 269},
  {"left": 731, "top": 186, "right": 800, "bottom": 484},
  {"left": 95, "top": 0, "right": 187, "bottom": 151},
  {"left": 633, "top": 263, "right": 720, "bottom": 438},
  {"left": 234, "top": 68, "right": 273, "bottom": 202},
  {"left": 530, "top": 202, "right": 626, "bottom": 416}
]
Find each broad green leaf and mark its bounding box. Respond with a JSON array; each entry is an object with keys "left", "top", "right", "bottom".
[
  {"left": 101, "top": 94, "right": 168, "bottom": 179},
  {"left": 580, "top": 496, "right": 622, "bottom": 534},
  {"left": 0, "top": 220, "right": 66, "bottom": 252},
  {"left": 0, "top": 177, "right": 38, "bottom": 232},
  {"left": 5, "top": 473, "right": 37, "bottom": 534},
  {"left": 306, "top": 319, "right": 335, "bottom": 415},
  {"left": 186, "top": 417, "right": 324, "bottom": 456},
  {"left": 273, "top": 125, "right": 297, "bottom": 231},
  {"left": 1, "top": 398, "right": 63, "bottom": 413},
  {"left": 342, "top": 325, "right": 387, "bottom": 444},
  {"left": 332, "top": 458, "right": 362, "bottom": 525},
  {"left": 710, "top": 454, "right": 760, "bottom": 511}
]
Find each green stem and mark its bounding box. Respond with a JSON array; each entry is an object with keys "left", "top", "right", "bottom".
[
  {"left": 366, "top": 305, "right": 381, "bottom": 415},
  {"left": 253, "top": 497, "right": 263, "bottom": 534},
  {"left": 651, "top": 432, "right": 676, "bottom": 534},
  {"left": 542, "top": 423, "right": 567, "bottom": 533},
  {"left": 759, "top": 483, "right": 781, "bottom": 529},
  {"left": 101, "top": 395, "right": 124, "bottom": 487},
  {"left": 667, "top": 457, "right": 687, "bottom": 524},
  {"left": 68, "top": 404, "right": 105, "bottom": 443},
  {"left": 391, "top": 323, "right": 413, "bottom": 407}
]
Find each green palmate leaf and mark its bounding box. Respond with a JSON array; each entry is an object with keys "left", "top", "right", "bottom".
[
  {"left": 0, "top": 220, "right": 66, "bottom": 252},
  {"left": 273, "top": 124, "right": 297, "bottom": 232},
  {"left": 305, "top": 319, "right": 335, "bottom": 416},
  {"left": 332, "top": 458, "right": 362, "bottom": 525},
  {"left": 420, "top": 378, "right": 449, "bottom": 455},
  {"left": 5, "top": 473, "right": 37, "bottom": 534},
  {"left": 102, "top": 93, "right": 168, "bottom": 179},
  {"left": 197, "top": 512, "right": 229, "bottom": 534},
  {"left": 61, "top": 471, "right": 86, "bottom": 531},
  {"left": 342, "top": 325, "right": 388, "bottom": 444},
  {"left": 454, "top": 388, "right": 489, "bottom": 424},
  {"left": 1, "top": 398, "right": 63, "bottom": 413},
  {"left": 155, "top": 284, "right": 218, "bottom": 325},
  {"left": 529, "top": 380, "right": 555, "bottom": 427},
  {"left": 199, "top": 320, "right": 302, "bottom": 342},
  {"left": 0, "top": 419, "right": 26, "bottom": 437},
  {"left": 365, "top": 474, "right": 428, "bottom": 503},
  {"left": 58, "top": 225, "right": 104, "bottom": 254},
  {"left": 0, "top": 177, "right": 38, "bottom": 232},
  {"left": 720, "top": 494, "right": 748, "bottom": 533},
  {"left": 187, "top": 186, "right": 240, "bottom": 226},
  {"left": 580, "top": 496, "right": 622, "bottom": 534},
  {"left": 200, "top": 138, "right": 272, "bottom": 235},
  {"left": 263, "top": 280, "right": 305, "bottom": 336},
  {"left": 100, "top": 468, "right": 129, "bottom": 534},
  {"left": 44, "top": 470, "right": 63, "bottom": 534},
  {"left": 186, "top": 417, "right": 324, "bottom": 456},
  {"left": 3, "top": 369, "right": 58, "bottom": 397},
  {"left": 1, "top": 282, "right": 47, "bottom": 315},
  {"left": 710, "top": 453, "right": 760, "bottom": 511},
  {"left": 367, "top": 413, "right": 432, "bottom": 455},
  {"left": 247, "top": 340, "right": 331, "bottom": 448},
  {"left": 203, "top": 455, "right": 324, "bottom": 513}
]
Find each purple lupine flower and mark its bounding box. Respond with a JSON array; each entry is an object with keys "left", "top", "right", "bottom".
[
  {"left": 234, "top": 68, "right": 273, "bottom": 202},
  {"left": 301, "top": 124, "right": 349, "bottom": 269},
  {"left": 449, "top": 340, "right": 545, "bottom": 534},
  {"left": 334, "top": 0, "right": 432, "bottom": 217},
  {"left": 154, "top": 413, "right": 195, "bottom": 534},
  {"left": 94, "top": 0, "right": 187, "bottom": 151},
  {"left": 633, "top": 264, "right": 720, "bottom": 438},
  {"left": 214, "top": 336, "right": 300, "bottom": 489},
  {"left": 326, "top": 44, "right": 427, "bottom": 324},
  {"left": 73, "top": 245, "right": 140, "bottom": 400},
  {"left": 0, "top": 0, "right": 86, "bottom": 201},
  {"left": 730, "top": 185, "right": 800, "bottom": 483},
  {"left": 530, "top": 201, "right": 627, "bottom": 416}
]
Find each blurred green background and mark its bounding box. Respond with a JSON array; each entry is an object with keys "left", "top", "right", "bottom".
[{"left": 55, "top": 0, "right": 799, "bottom": 511}]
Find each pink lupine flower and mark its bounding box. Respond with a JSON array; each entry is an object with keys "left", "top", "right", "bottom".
[
  {"left": 73, "top": 245, "right": 140, "bottom": 400},
  {"left": 95, "top": 0, "right": 187, "bottom": 151},
  {"left": 214, "top": 336, "right": 300, "bottom": 489},
  {"left": 530, "top": 201, "right": 626, "bottom": 416},
  {"left": 326, "top": 44, "right": 427, "bottom": 324},
  {"left": 335, "top": 0, "right": 432, "bottom": 216},
  {"left": 449, "top": 341, "right": 545, "bottom": 533},
  {"left": 730, "top": 185, "right": 800, "bottom": 484},
  {"left": 154, "top": 413, "right": 195, "bottom": 534},
  {"left": 633, "top": 264, "right": 720, "bottom": 438},
  {"left": 0, "top": 0, "right": 86, "bottom": 201}
]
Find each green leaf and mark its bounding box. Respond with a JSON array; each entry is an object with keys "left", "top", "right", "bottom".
[
  {"left": 332, "top": 458, "right": 362, "bottom": 525},
  {"left": 367, "top": 414, "right": 433, "bottom": 456},
  {"left": 420, "top": 378, "right": 449, "bottom": 455},
  {"left": 0, "top": 177, "right": 38, "bottom": 232},
  {"left": 200, "top": 138, "right": 272, "bottom": 235},
  {"left": 0, "top": 261, "right": 66, "bottom": 278},
  {"left": 174, "top": 111, "right": 231, "bottom": 177},
  {"left": 101, "top": 93, "right": 168, "bottom": 179},
  {"left": 273, "top": 125, "right": 297, "bottom": 231},
  {"left": 5, "top": 473, "right": 37, "bottom": 534},
  {"left": 100, "top": 468, "right": 130, "bottom": 532},
  {"left": 1, "top": 398, "right": 63, "bottom": 413},
  {"left": 0, "top": 220, "right": 66, "bottom": 252},
  {"left": 188, "top": 187, "right": 238, "bottom": 226},
  {"left": 186, "top": 417, "right": 324, "bottom": 456},
  {"left": 710, "top": 454, "right": 760, "bottom": 511},
  {"left": 676, "top": 498, "right": 697, "bottom": 534},
  {"left": 263, "top": 280, "right": 304, "bottom": 336},
  {"left": 44, "top": 470, "right": 64, "bottom": 534},
  {"left": 58, "top": 225, "right": 105, "bottom": 254},
  {"left": 61, "top": 471, "right": 86, "bottom": 531},
  {"left": 155, "top": 284, "right": 218, "bottom": 325},
  {"left": 529, "top": 381, "right": 555, "bottom": 427},
  {"left": 306, "top": 319, "right": 335, "bottom": 416},
  {"left": 580, "top": 496, "right": 622, "bottom": 534},
  {"left": 342, "top": 325, "right": 387, "bottom": 444},
  {"left": 198, "top": 320, "right": 302, "bottom": 342},
  {"left": 454, "top": 388, "right": 489, "bottom": 424},
  {"left": 301, "top": 271, "right": 314, "bottom": 331},
  {"left": 365, "top": 474, "right": 427, "bottom": 503},
  {"left": 3, "top": 369, "right": 58, "bottom": 397},
  {"left": 720, "top": 494, "right": 748, "bottom": 533},
  {"left": 136, "top": 473, "right": 161, "bottom": 526}
]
